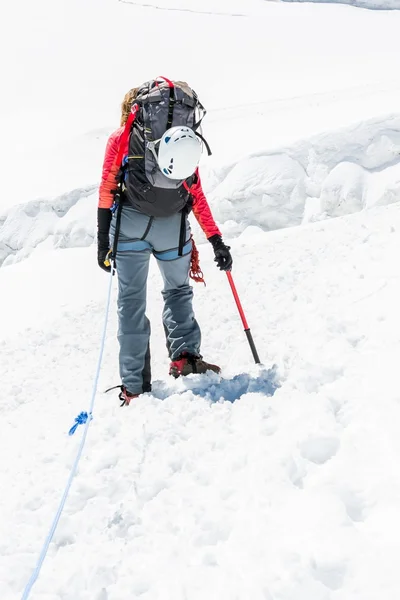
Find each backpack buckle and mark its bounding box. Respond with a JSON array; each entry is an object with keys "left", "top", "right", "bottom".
[{"left": 147, "top": 139, "right": 161, "bottom": 162}]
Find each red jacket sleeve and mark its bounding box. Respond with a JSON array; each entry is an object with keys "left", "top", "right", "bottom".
[
  {"left": 191, "top": 171, "right": 221, "bottom": 239},
  {"left": 98, "top": 128, "right": 124, "bottom": 209}
]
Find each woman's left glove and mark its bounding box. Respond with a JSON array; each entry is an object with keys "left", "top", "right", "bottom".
[
  {"left": 208, "top": 234, "right": 233, "bottom": 272},
  {"left": 97, "top": 208, "right": 112, "bottom": 273},
  {"left": 97, "top": 233, "right": 111, "bottom": 272}
]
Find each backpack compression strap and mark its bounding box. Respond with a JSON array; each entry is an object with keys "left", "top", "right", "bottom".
[
  {"left": 155, "top": 77, "right": 209, "bottom": 146},
  {"left": 156, "top": 76, "right": 175, "bottom": 129}
]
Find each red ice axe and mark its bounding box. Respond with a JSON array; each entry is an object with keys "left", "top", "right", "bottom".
[{"left": 226, "top": 271, "right": 261, "bottom": 364}]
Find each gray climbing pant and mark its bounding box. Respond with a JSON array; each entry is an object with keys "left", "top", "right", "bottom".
[{"left": 110, "top": 205, "right": 201, "bottom": 395}]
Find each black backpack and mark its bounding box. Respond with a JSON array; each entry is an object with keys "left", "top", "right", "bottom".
[{"left": 122, "top": 77, "right": 210, "bottom": 218}]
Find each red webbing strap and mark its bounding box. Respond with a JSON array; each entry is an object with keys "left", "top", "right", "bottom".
[
  {"left": 182, "top": 181, "right": 205, "bottom": 284},
  {"left": 116, "top": 103, "right": 139, "bottom": 168},
  {"left": 157, "top": 75, "right": 174, "bottom": 88},
  {"left": 189, "top": 235, "right": 205, "bottom": 285}
]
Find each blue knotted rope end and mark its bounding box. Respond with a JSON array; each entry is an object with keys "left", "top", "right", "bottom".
[{"left": 68, "top": 411, "right": 93, "bottom": 436}]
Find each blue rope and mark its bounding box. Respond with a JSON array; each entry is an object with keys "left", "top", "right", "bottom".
[{"left": 21, "top": 267, "right": 114, "bottom": 600}]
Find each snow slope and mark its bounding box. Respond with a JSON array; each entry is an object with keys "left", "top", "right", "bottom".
[
  {"left": 3, "top": 203, "right": 400, "bottom": 599},
  {"left": 2, "top": 0, "right": 400, "bottom": 209}
]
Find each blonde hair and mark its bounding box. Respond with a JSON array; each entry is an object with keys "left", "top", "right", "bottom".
[{"left": 120, "top": 88, "right": 139, "bottom": 126}]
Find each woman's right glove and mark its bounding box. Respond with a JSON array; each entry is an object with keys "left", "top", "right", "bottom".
[{"left": 208, "top": 234, "right": 233, "bottom": 272}]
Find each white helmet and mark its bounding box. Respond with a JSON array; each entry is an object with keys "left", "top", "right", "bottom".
[{"left": 157, "top": 126, "right": 202, "bottom": 180}]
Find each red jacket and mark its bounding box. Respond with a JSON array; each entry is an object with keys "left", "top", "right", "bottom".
[{"left": 99, "top": 128, "right": 221, "bottom": 239}]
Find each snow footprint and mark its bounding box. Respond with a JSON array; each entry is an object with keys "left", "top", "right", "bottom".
[
  {"left": 311, "top": 558, "right": 346, "bottom": 591},
  {"left": 299, "top": 435, "right": 340, "bottom": 465},
  {"left": 340, "top": 488, "right": 367, "bottom": 523}
]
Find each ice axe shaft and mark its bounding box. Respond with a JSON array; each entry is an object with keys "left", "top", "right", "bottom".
[{"left": 226, "top": 271, "right": 261, "bottom": 364}]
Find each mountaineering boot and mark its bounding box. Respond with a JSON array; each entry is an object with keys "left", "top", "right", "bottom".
[
  {"left": 169, "top": 352, "right": 221, "bottom": 379},
  {"left": 119, "top": 386, "right": 140, "bottom": 407},
  {"left": 105, "top": 384, "right": 147, "bottom": 406}
]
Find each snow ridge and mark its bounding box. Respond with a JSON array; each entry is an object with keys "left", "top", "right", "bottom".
[
  {"left": 207, "top": 115, "right": 400, "bottom": 237},
  {"left": 2, "top": 115, "right": 400, "bottom": 268},
  {"left": 0, "top": 185, "right": 97, "bottom": 268},
  {"left": 281, "top": 0, "right": 400, "bottom": 9}
]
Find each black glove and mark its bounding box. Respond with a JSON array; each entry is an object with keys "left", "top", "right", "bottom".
[
  {"left": 208, "top": 234, "right": 233, "bottom": 272},
  {"left": 97, "top": 233, "right": 111, "bottom": 272},
  {"left": 97, "top": 208, "right": 112, "bottom": 273}
]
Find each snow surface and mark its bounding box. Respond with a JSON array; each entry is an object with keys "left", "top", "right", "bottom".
[
  {"left": 3, "top": 0, "right": 400, "bottom": 599},
  {"left": 3, "top": 205, "right": 400, "bottom": 600}
]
